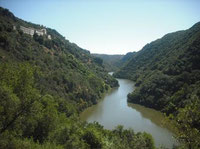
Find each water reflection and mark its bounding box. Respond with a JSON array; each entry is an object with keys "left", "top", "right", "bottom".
[{"left": 127, "top": 103, "right": 166, "bottom": 128}]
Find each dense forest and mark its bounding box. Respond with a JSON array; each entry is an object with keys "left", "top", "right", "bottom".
[
  {"left": 115, "top": 22, "right": 200, "bottom": 148},
  {"left": 0, "top": 7, "right": 156, "bottom": 149}
]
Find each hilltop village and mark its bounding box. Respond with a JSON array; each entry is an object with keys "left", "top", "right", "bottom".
[{"left": 13, "top": 25, "right": 51, "bottom": 39}]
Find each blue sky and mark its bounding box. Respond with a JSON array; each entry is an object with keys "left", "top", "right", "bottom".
[{"left": 0, "top": 0, "right": 200, "bottom": 54}]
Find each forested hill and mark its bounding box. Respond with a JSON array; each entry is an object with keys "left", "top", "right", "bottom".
[
  {"left": 114, "top": 22, "right": 200, "bottom": 112},
  {"left": 0, "top": 6, "right": 119, "bottom": 110},
  {"left": 0, "top": 7, "right": 156, "bottom": 149},
  {"left": 115, "top": 22, "right": 200, "bottom": 148}
]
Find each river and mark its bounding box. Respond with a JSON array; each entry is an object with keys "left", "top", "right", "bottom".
[{"left": 80, "top": 78, "right": 177, "bottom": 148}]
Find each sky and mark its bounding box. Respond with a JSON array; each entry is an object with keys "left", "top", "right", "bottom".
[{"left": 0, "top": 0, "right": 200, "bottom": 54}]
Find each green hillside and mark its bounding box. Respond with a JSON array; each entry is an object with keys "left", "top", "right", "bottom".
[
  {"left": 115, "top": 22, "right": 200, "bottom": 148},
  {"left": 0, "top": 7, "right": 155, "bottom": 149},
  {"left": 0, "top": 7, "right": 119, "bottom": 111}
]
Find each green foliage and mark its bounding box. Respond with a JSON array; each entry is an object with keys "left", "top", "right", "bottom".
[
  {"left": 167, "top": 98, "right": 200, "bottom": 149},
  {"left": 33, "top": 33, "right": 44, "bottom": 45},
  {"left": 111, "top": 125, "right": 155, "bottom": 149},
  {"left": 0, "top": 136, "right": 63, "bottom": 149},
  {"left": 93, "top": 57, "right": 103, "bottom": 66},
  {"left": 0, "top": 63, "right": 40, "bottom": 135},
  {"left": 0, "top": 62, "right": 155, "bottom": 149}
]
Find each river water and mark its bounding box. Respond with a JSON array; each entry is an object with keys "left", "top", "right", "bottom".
[{"left": 80, "top": 78, "right": 177, "bottom": 148}]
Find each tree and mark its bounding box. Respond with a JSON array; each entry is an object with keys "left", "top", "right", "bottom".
[
  {"left": 168, "top": 97, "right": 200, "bottom": 149},
  {"left": 0, "top": 63, "right": 40, "bottom": 134}
]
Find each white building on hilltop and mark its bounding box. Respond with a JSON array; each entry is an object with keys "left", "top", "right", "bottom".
[
  {"left": 20, "top": 26, "right": 34, "bottom": 36},
  {"left": 35, "top": 28, "right": 47, "bottom": 36},
  {"left": 19, "top": 26, "right": 51, "bottom": 39}
]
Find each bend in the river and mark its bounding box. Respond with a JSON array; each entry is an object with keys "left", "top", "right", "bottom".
[{"left": 80, "top": 78, "right": 177, "bottom": 148}]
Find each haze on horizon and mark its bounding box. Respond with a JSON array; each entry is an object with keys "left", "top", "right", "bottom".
[{"left": 1, "top": 0, "right": 200, "bottom": 55}]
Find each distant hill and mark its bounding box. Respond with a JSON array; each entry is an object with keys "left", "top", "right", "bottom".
[
  {"left": 92, "top": 52, "right": 136, "bottom": 72},
  {"left": 118, "top": 52, "right": 136, "bottom": 66},
  {"left": 92, "top": 54, "right": 124, "bottom": 71}
]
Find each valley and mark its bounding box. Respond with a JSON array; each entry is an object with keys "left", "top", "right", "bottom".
[{"left": 0, "top": 5, "right": 199, "bottom": 149}]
